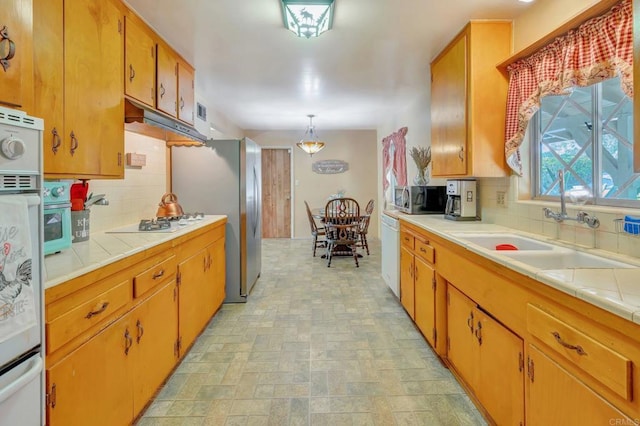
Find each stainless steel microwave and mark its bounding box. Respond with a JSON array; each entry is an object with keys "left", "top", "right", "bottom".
[{"left": 392, "top": 185, "right": 446, "bottom": 214}]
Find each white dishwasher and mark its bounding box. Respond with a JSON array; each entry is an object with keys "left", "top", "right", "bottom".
[{"left": 381, "top": 212, "right": 400, "bottom": 298}]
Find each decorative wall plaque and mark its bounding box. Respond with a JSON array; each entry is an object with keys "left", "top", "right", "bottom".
[{"left": 312, "top": 159, "right": 349, "bottom": 174}]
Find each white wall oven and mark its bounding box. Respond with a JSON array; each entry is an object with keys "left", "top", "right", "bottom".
[{"left": 0, "top": 106, "right": 44, "bottom": 425}]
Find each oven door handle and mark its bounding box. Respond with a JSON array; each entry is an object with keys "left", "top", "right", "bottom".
[
  {"left": 0, "top": 355, "right": 43, "bottom": 404},
  {"left": 45, "top": 202, "right": 71, "bottom": 209}
]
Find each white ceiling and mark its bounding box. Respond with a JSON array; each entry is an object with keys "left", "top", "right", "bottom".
[{"left": 124, "top": 0, "right": 533, "bottom": 131}]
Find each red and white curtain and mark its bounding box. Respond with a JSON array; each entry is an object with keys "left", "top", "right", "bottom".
[
  {"left": 382, "top": 127, "right": 408, "bottom": 194},
  {"left": 504, "top": 0, "right": 633, "bottom": 175}
]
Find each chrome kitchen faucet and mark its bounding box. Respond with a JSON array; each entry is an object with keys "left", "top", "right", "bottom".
[{"left": 543, "top": 170, "right": 600, "bottom": 228}]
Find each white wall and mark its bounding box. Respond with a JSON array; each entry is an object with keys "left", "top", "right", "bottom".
[
  {"left": 88, "top": 131, "right": 168, "bottom": 232},
  {"left": 246, "top": 129, "right": 379, "bottom": 239}
]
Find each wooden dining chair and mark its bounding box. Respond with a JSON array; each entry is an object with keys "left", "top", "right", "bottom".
[
  {"left": 324, "top": 197, "right": 360, "bottom": 267},
  {"left": 304, "top": 200, "right": 325, "bottom": 257},
  {"left": 357, "top": 199, "right": 375, "bottom": 255}
]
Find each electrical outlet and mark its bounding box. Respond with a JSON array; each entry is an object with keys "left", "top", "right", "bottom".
[{"left": 496, "top": 191, "right": 506, "bottom": 206}]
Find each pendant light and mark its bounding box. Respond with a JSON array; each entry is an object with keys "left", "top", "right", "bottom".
[{"left": 297, "top": 114, "right": 325, "bottom": 156}]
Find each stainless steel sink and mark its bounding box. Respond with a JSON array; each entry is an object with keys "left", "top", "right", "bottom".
[
  {"left": 499, "top": 250, "right": 637, "bottom": 269},
  {"left": 450, "top": 232, "right": 554, "bottom": 251}
]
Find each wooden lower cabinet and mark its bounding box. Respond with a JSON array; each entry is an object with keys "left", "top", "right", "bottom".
[
  {"left": 447, "top": 285, "right": 478, "bottom": 392},
  {"left": 46, "top": 313, "right": 132, "bottom": 426},
  {"left": 414, "top": 256, "right": 436, "bottom": 347},
  {"left": 178, "top": 246, "right": 210, "bottom": 353},
  {"left": 400, "top": 245, "right": 415, "bottom": 319},
  {"left": 131, "top": 280, "right": 178, "bottom": 417},
  {"left": 527, "top": 344, "right": 634, "bottom": 425},
  {"left": 447, "top": 284, "right": 525, "bottom": 425},
  {"left": 208, "top": 237, "right": 226, "bottom": 316},
  {"left": 45, "top": 220, "right": 227, "bottom": 425}
]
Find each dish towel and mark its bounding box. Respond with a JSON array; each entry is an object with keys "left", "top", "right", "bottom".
[{"left": 0, "top": 196, "right": 37, "bottom": 343}]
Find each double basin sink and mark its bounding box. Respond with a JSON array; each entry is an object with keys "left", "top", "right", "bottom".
[{"left": 450, "top": 232, "right": 638, "bottom": 270}]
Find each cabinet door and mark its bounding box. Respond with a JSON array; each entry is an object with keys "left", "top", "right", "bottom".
[
  {"left": 446, "top": 285, "right": 478, "bottom": 392},
  {"left": 131, "top": 280, "right": 178, "bottom": 417},
  {"left": 64, "top": 0, "right": 123, "bottom": 177},
  {"left": 414, "top": 257, "right": 435, "bottom": 346},
  {"left": 431, "top": 32, "right": 467, "bottom": 177},
  {"left": 177, "top": 247, "right": 208, "bottom": 354},
  {"left": 177, "top": 59, "right": 194, "bottom": 124},
  {"left": 208, "top": 238, "right": 226, "bottom": 314},
  {"left": 400, "top": 246, "right": 415, "bottom": 319},
  {"left": 33, "top": 0, "right": 69, "bottom": 175},
  {"left": 125, "top": 15, "right": 155, "bottom": 107},
  {"left": 156, "top": 42, "right": 177, "bottom": 117},
  {"left": 476, "top": 310, "right": 524, "bottom": 425},
  {"left": 527, "top": 344, "right": 633, "bottom": 426},
  {"left": 46, "top": 313, "right": 132, "bottom": 426},
  {"left": 0, "top": 0, "right": 31, "bottom": 108}
]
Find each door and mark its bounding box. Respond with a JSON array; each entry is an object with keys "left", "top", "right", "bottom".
[
  {"left": 414, "top": 257, "right": 435, "bottom": 346},
  {"left": 399, "top": 246, "right": 414, "bottom": 319},
  {"left": 124, "top": 14, "right": 155, "bottom": 107},
  {"left": 46, "top": 313, "right": 132, "bottom": 426},
  {"left": 0, "top": 0, "right": 30, "bottom": 108},
  {"left": 131, "top": 281, "right": 178, "bottom": 417},
  {"left": 156, "top": 41, "right": 177, "bottom": 117},
  {"left": 261, "top": 148, "right": 291, "bottom": 238},
  {"left": 177, "top": 58, "right": 194, "bottom": 124},
  {"left": 476, "top": 309, "right": 524, "bottom": 425},
  {"left": 431, "top": 32, "right": 467, "bottom": 176},
  {"left": 446, "top": 284, "right": 478, "bottom": 392},
  {"left": 64, "top": 0, "right": 123, "bottom": 176},
  {"left": 527, "top": 344, "right": 633, "bottom": 426}
]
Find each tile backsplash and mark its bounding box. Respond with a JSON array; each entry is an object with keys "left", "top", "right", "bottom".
[
  {"left": 89, "top": 131, "right": 168, "bottom": 232},
  {"left": 479, "top": 176, "right": 640, "bottom": 259}
]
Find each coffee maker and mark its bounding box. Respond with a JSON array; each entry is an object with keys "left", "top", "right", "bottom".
[{"left": 444, "top": 179, "right": 477, "bottom": 221}]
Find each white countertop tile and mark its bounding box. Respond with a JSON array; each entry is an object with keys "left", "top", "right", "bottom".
[
  {"left": 400, "top": 214, "right": 640, "bottom": 323},
  {"left": 44, "top": 215, "right": 227, "bottom": 289}
]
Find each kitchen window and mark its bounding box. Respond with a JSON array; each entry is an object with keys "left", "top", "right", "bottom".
[{"left": 531, "top": 75, "right": 640, "bottom": 208}]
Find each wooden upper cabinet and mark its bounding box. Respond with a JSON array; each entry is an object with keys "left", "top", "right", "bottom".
[
  {"left": 431, "top": 21, "right": 512, "bottom": 178},
  {"left": 64, "top": 0, "right": 123, "bottom": 177},
  {"left": 177, "top": 58, "right": 195, "bottom": 125},
  {"left": 34, "top": 0, "right": 124, "bottom": 178},
  {"left": 0, "top": 0, "right": 33, "bottom": 110},
  {"left": 156, "top": 41, "right": 178, "bottom": 117},
  {"left": 33, "top": 0, "right": 67, "bottom": 173},
  {"left": 124, "top": 14, "right": 155, "bottom": 107}
]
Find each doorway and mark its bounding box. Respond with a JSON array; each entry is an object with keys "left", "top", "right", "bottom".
[{"left": 261, "top": 147, "right": 292, "bottom": 238}]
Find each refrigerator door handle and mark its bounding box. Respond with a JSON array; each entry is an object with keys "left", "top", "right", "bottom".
[{"left": 253, "top": 165, "right": 259, "bottom": 237}]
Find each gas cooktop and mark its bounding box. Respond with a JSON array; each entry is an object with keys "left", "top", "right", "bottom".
[{"left": 106, "top": 213, "right": 205, "bottom": 234}]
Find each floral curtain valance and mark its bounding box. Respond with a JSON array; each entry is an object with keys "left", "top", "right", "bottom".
[
  {"left": 504, "top": 0, "right": 633, "bottom": 175},
  {"left": 382, "top": 127, "right": 408, "bottom": 194}
]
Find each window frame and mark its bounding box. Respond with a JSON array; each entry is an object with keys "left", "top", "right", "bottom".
[{"left": 530, "top": 80, "right": 640, "bottom": 209}]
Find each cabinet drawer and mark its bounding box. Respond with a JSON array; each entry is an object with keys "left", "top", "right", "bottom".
[
  {"left": 401, "top": 232, "right": 415, "bottom": 250},
  {"left": 415, "top": 240, "right": 434, "bottom": 264},
  {"left": 134, "top": 255, "right": 176, "bottom": 298},
  {"left": 526, "top": 304, "right": 632, "bottom": 400},
  {"left": 46, "top": 280, "right": 130, "bottom": 354}
]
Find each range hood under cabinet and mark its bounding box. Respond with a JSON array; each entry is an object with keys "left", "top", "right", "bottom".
[{"left": 124, "top": 98, "right": 207, "bottom": 146}]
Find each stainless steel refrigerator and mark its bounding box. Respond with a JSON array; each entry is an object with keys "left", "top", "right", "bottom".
[{"left": 171, "top": 138, "right": 262, "bottom": 303}]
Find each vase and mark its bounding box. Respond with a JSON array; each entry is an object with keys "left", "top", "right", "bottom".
[{"left": 413, "top": 167, "right": 429, "bottom": 186}]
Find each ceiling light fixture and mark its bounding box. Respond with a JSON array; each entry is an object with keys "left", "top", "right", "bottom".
[
  {"left": 281, "top": 0, "right": 335, "bottom": 39},
  {"left": 297, "top": 114, "right": 325, "bottom": 156}
]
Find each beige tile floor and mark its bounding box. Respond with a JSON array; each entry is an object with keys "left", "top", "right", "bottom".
[{"left": 136, "top": 238, "right": 486, "bottom": 425}]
